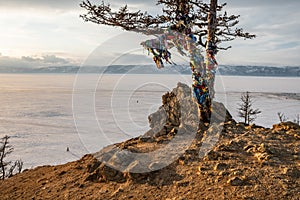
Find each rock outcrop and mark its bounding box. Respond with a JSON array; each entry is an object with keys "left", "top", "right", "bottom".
[
  {"left": 0, "top": 83, "right": 299, "bottom": 200},
  {"left": 90, "top": 82, "right": 232, "bottom": 180}
]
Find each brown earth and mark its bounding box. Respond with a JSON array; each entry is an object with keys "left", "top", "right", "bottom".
[{"left": 0, "top": 83, "right": 299, "bottom": 200}]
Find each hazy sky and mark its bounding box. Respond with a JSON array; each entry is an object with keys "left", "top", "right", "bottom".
[{"left": 0, "top": 0, "right": 299, "bottom": 67}]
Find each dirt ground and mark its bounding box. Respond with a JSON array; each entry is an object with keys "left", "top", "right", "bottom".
[{"left": 0, "top": 121, "right": 299, "bottom": 200}]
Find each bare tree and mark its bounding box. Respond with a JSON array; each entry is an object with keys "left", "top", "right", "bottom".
[
  {"left": 277, "top": 112, "right": 288, "bottom": 123},
  {"left": 0, "top": 135, "right": 23, "bottom": 180},
  {"left": 80, "top": 0, "right": 255, "bottom": 51},
  {"left": 80, "top": 0, "right": 255, "bottom": 119},
  {"left": 238, "top": 92, "right": 261, "bottom": 125}
]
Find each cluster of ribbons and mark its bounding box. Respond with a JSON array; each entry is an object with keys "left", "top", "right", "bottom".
[{"left": 140, "top": 14, "right": 218, "bottom": 108}]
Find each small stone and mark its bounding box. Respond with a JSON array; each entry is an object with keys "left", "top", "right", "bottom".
[
  {"left": 176, "top": 181, "right": 190, "bottom": 187},
  {"left": 198, "top": 166, "right": 208, "bottom": 171},
  {"left": 205, "top": 151, "right": 220, "bottom": 161},
  {"left": 101, "top": 164, "right": 126, "bottom": 182},
  {"left": 139, "top": 136, "right": 154, "bottom": 143},
  {"left": 58, "top": 171, "right": 67, "bottom": 176},
  {"left": 218, "top": 171, "right": 230, "bottom": 176},
  {"left": 258, "top": 143, "right": 268, "bottom": 153},
  {"left": 178, "top": 159, "right": 187, "bottom": 166},
  {"left": 244, "top": 145, "right": 255, "bottom": 153},
  {"left": 214, "top": 163, "right": 228, "bottom": 171},
  {"left": 185, "top": 149, "right": 197, "bottom": 155},
  {"left": 254, "top": 152, "right": 270, "bottom": 162},
  {"left": 283, "top": 167, "right": 300, "bottom": 178},
  {"left": 87, "top": 161, "right": 101, "bottom": 173},
  {"left": 227, "top": 177, "right": 245, "bottom": 186},
  {"left": 232, "top": 169, "right": 243, "bottom": 176}
]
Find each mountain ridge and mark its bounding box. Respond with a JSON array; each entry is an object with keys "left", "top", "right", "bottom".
[{"left": 0, "top": 65, "right": 299, "bottom": 77}]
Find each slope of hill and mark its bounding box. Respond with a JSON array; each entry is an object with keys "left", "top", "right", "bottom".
[{"left": 0, "top": 83, "right": 299, "bottom": 200}]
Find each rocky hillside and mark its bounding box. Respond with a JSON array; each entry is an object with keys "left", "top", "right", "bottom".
[{"left": 0, "top": 83, "right": 299, "bottom": 200}]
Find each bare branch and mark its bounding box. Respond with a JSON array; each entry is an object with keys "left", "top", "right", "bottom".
[
  {"left": 80, "top": 0, "right": 256, "bottom": 51},
  {"left": 0, "top": 136, "right": 23, "bottom": 180}
]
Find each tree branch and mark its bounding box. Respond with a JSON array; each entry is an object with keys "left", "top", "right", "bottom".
[{"left": 80, "top": 0, "right": 256, "bottom": 51}]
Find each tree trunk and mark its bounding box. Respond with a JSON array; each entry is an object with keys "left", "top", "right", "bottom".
[{"left": 206, "top": 0, "right": 218, "bottom": 54}]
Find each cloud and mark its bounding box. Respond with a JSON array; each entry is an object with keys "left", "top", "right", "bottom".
[
  {"left": 8, "top": 0, "right": 295, "bottom": 9},
  {"left": 1, "top": 0, "right": 299, "bottom": 66},
  {"left": 0, "top": 0, "right": 81, "bottom": 9},
  {"left": 0, "top": 0, "right": 155, "bottom": 10},
  {"left": 109, "top": 0, "right": 157, "bottom": 8},
  {"left": 2, "top": 0, "right": 299, "bottom": 12},
  {"left": 42, "top": 55, "right": 70, "bottom": 64},
  {"left": 21, "top": 55, "right": 69, "bottom": 64},
  {"left": 223, "top": 0, "right": 300, "bottom": 8},
  {"left": 0, "top": 54, "right": 73, "bottom": 68},
  {"left": 113, "top": 53, "right": 153, "bottom": 65}
]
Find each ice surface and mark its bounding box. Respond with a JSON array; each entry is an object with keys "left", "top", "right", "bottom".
[{"left": 0, "top": 74, "right": 299, "bottom": 169}]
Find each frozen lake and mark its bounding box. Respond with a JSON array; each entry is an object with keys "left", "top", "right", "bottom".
[{"left": 0, "top": 74, "right": 299, "bottom": 169}]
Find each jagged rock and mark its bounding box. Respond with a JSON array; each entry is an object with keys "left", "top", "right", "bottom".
[
  {"left": 92, "top": 82, "right": 201, "bottom": 176},
  {"left": 90, "top": 82, "right": 234, "bottom": 181},
  {"left": 147, "top": 82, "right": 201, "bottom": 138}
]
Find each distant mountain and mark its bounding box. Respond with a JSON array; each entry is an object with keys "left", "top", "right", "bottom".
[
  {"left": 0, "top": 65, "right": 299, "bottom": 77},
  {"left": 218, "top": 65, "right": 300, "bottom": 77}
]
